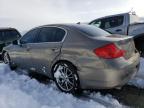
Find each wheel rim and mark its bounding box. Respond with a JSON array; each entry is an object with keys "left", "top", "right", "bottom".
[
  {"left": 4, "top": 52, "right": 10, "bottom": 64},
  {"left": 54, "top": 64, "right": 75, "bottom": 92}
]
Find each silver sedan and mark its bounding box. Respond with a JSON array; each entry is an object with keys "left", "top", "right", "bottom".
[{"left": 2, "top": 24, "right": 140, "bottom": 93}]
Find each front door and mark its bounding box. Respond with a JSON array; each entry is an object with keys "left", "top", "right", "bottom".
[{"left": 12, "top": 28, "right": 40, "bottom": 69}]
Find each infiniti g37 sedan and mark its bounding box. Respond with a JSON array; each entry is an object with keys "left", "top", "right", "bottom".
[{"left": 2, "top": 24, "right": 140, "bottom": 93}]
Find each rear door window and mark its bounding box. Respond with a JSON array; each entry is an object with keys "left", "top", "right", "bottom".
[
  {"left": 90, "top": 15, "right": 124, "bottom": 29},
  {"left": 38, "top": 27, "right": 65, "bottom": 43},
  {"left": 54, "top": 28, "right": 65, "bottom": 42},
  {"left": 106, "top": 16, "right": 124, "bottom": 28}
]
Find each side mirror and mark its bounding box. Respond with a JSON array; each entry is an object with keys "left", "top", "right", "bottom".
[
  {"left": 19, "top": 39, "right": 27, "bottom": 44},
  {"left": 12, "top": 40, "right": 22, "bottom": 46},
  {"left": 18, "top": 39, "right": 28, "bottom": 47},
  {"left": 12, "top": 40, "right": 18, "bottom": 45}
]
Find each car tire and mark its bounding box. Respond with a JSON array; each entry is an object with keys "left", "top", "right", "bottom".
[
  {"left": 52, "top": 62, "right": 81, "bottom": 94},
  {"left": 3, "top": 52, "right": 16, "bottom": 70}
]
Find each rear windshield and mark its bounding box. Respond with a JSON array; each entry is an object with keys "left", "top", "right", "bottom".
[
  {"left": 72, "top": 24, "right": 110, "bottom": 37},
  {"left": 3, "top": 30, "right": 20, "bottom": 41}
]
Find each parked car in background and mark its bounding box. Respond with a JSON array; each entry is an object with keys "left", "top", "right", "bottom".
[
  {"left": 0, "top": 28, "right": 21, "bottom": 59},
  {"left": 2, "top": 24, "right": 140, "bottom": 93},
  {"left": 89, "top": 12, "right": 144, "bottom": 56}
]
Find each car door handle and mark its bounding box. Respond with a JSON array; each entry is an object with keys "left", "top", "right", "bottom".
[
  {"left": 51, "top": 48, "right": 59, "bottom": 52},
  {"left": 26, "top": 47, "right": 31, "bottom": 51},
  {"left": 115, "top": 29, "right": 122, "bottom": 32}
]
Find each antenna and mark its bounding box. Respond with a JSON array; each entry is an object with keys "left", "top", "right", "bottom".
[
  {"left": 129, "top": 8, "right": 136, "bottom": 15},
  {"left": 130, "top": 8, "right": 134, "bottom": 12}
]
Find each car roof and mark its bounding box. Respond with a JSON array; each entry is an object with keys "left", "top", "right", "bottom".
[
  {"left": 89, "top": 12, "right": 137, "bottom": 24},
  {"left": 35, "top": 23, "right": 91, "bottom": 29},
  {"left": 36, "top": 23, "right": 73, "bottom": 27}
]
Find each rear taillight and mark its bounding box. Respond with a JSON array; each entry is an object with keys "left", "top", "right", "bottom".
[{"left": 94, "top": 43, "right": 125, "bottom": 59}]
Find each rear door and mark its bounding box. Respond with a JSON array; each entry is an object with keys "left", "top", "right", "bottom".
[
  {"left": 30, "top": 26, "right": 66, "bottom": 76},
  {"left": 90, "top": 15, "right": 127, "bottom": 35}
]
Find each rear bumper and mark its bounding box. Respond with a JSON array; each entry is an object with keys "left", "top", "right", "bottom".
[{"left": 78, "top": 52, "right": 140, "bottom": 89}]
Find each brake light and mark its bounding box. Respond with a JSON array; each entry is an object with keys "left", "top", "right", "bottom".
[{"left": 94, "top": 43, "right": 125, "bottom": 59}]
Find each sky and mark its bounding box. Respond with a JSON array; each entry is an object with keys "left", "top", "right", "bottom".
[{"left": 0, "top": 0, "right": 144, "bottom": 33}]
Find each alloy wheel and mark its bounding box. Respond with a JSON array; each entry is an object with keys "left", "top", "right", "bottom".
[
  {"left": 3, "top": 52, "right": 10, "bottom": 64},
  {"left": 54, "top": 64, "right": 76, "bottom": 92}
]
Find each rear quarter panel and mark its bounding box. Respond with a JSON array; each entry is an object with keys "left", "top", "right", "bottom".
[{"left": 59, "top": 28, "right": 111, "bottom": 81}]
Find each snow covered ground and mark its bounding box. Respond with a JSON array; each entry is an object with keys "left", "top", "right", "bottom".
[
  {"left": 0, "top": 64, "right": 123, "bottom": 108},
  {"left": 0, "top": 59, "right": 144, "bottom": 108}
]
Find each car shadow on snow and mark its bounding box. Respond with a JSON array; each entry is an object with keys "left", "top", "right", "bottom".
[{"left": 28, "top": 71, "right": 50, "bottom": 84}]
